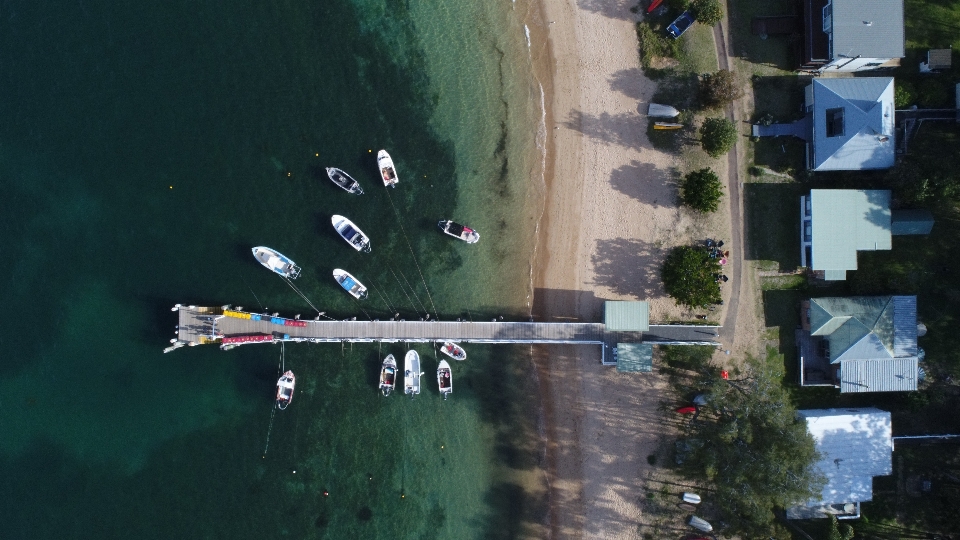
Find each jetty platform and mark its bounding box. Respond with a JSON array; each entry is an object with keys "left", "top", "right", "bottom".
[{"left": 167, "top": 303, "right": 721, "bottom": 362}]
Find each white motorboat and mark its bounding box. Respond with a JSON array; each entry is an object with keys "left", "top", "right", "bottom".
[
  {"left": 333, "top": 269, "right": 368, "bottom": 299},
  {"left": 379, "top": 354, "right": 397, "bottom": 397},
  {"left": 404, "top": 350, "right": 421, "bottom": 397},
  {"left": 331, "top": 214, "right": 372, "bottom": 253},
  {"left": 325, "top": 167, "right": 363, "bottom": 194},
  {"left": 252, "top": 246, "right": 302, "bottom": 279},
  {"left": 440, "top": 341, "right": 466, "bottom": 361},
  {"left": 377, "top": 149, "right": 398, "bottom": 187},
  {"left": 437, "top": 360, "right": 452, "bottom": 400},
  {"left": 276, "top": 370, "right": 295, "bottom": 410},
  {"left": 438, "top": 220, "right": 479, "bottom": 244}
]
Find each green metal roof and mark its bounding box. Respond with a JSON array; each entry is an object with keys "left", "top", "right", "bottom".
[
  {"left": 811, "top": 190, "right": 891, "bottom": 279},
  {"left": 604, "top": 301, "right": 649, "bottom": 331},
  {"left": 616, "top": 343, "right": 653, "bottom": 373}
]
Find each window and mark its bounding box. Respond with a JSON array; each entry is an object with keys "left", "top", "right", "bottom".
[{"left": 825, "top": 107, "right": 844, "bottom": 137}]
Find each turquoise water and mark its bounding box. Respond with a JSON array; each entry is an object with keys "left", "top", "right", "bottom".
[{"left": 0, "top": 0, "right": 546, "bottom": 537}]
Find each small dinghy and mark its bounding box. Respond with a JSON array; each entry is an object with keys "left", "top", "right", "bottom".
[
  {"left": 325, "top": 167, "right": 363, "bottom": 194},
  {"left": 440, "top": 341, "right": 467, "bottom": 361},
  {"left": 647, "top": 103, "right": 680, "bottom": 118},
  {"left": 688, "top": 515, "right": 713, "bottom": 533},
  {"left": 377, "top": 149, "right": 398, "bottom": 188},
  {"left": 437, "top": 359, "right": 453, "bottom": 400},
  {"left": 332, "top": 214, "right": 372, "bottom": 253},
  {"left": 654, "top": 122, "right": 683, "bottom": 130},
  {"left": 438, "top": 220, "right": 479, "bottom": 244},
  {"left": 276, "top": 370, "right": 295, "bottom": 410},
  {"left": 379, "top": 354, "right": 397, "bottom": 397},
  {"left": 252, "top": 246, "right": 302, "bottom": 279},
  {"left": 333, "top": 269, "right": 368, "bottom": 299},
  {"left": 404, "top": 350, "right": 421, "bottom": 398}
]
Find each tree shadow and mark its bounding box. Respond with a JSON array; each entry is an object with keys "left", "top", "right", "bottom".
[
  {"left": 562, "top": 110, "right": 644, "bottom": 151},
  {"left": 575, "top": 0, "right": 642, "bottom": 22},
  {"left": 590, "top": 237, "right": 665, "bottom": 299},
  {"left": 609, "top": 159, "right": 677, "bottom": 207},
  {"left": 743, "top": 182, "right": 803, "bottom": 270},
  {"left": 609, "top": 67, "right": 648, "bottom": 101}
]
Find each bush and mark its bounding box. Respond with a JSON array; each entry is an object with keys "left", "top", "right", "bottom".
[
  {"left": 680, "top": 168, "right": 724, "bottom": 212},
  {"left": 661, "top": 245, "right": 722, "bottom": 308},
  {"left": 895, "top": 81, "right": 916, "bottom": 108},
  {"left": 636, "top": 22, "right": 681, "bottom": 68},
  {"left": 699, "top": 117, "right": 738, "bottom": 157},
  {"left": 691, "top": 0, "right": 723, "bottom": 26},
  {"left": 699, "top": 69, "right": 743, "bottom": 108}
]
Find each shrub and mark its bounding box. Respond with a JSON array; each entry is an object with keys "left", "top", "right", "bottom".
[
  {"left": 661, "top": 245, "right": 722, "bottom": 308},
  {"left": 699, "top": 69, "right": 743, "bottom": 108},
  {"left": 691, "top": 0, "right": 723, "bottom": 26},
  {"left": 636, "top": 22, "right": 680, "bottom": 68},
  {"left": 699, "top": 117, "right": 738, "bottom": 157},
  {"left": 680, "top": 168, "right": 724, "bottom": 212},
  {"left": 894, "top": 81, "right": 916, "bottom": 108}
]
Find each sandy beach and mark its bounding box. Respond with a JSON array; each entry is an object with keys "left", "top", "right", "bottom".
[{"left": 526, "top": 0, "right": 734, "bottom": 537}]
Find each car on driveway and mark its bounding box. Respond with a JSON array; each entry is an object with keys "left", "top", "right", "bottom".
[{"left": 667, "top": 10, "right": 695, "bottom": 38}]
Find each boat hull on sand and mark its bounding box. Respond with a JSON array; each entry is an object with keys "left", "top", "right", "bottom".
[
  {"left": 380, "top": 354, "right": 397, "bottom": 396},
  {"left": 276, "top": 370, "right": 295, "bottom": 410},
  {"left": 438, "top": 220, "right": 479, "bottom": 244},
  {"left": 440, "top": 341, "right": 467, "bottom": 361},
  {"left": 332, "top": 214, "right": 372, "bottom": 253},
  {"left": 377, "top": 150, "right": 398, "bottom": 188},
  {"left": 252, "top": 246, "right": 302, "bottom": 279},
  {"left": 437, "top": 359, "right": 452, "bottom": 399},
  {"left": 404, "top": 350, "right": 421, "bottom": 397},
  {"left": 325, "top": 167, "right": 363, "bottom": 194},
  {"left": 333, "top": 268, "right": 368, "bottom": 299}
]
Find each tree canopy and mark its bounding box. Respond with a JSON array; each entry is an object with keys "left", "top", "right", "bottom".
[
  {"left": 699, "top": 69, "right": 743, "bottom": 108},
  {"left": 680, "top": 168, "right": 724, "bottom": 213},
  {"left": 699, "top": 117, "right": 738, "bottom": 157},
  {"left": 691, "top": 0, "right": 724, "bottom": 27},
  {"left": 661, "top": 245, "right": 722, "bottom": 308},
  {"left": 666, "top": 349, "right": 826, "bottom": 537}
]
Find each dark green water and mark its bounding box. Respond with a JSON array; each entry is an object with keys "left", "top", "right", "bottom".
[{"left": 0, "top": 0, "right": 546, "bottom": 537}]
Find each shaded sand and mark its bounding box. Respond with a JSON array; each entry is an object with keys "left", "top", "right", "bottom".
[{"left": 525, "top": 0, "right": 737, "bottom": 538}]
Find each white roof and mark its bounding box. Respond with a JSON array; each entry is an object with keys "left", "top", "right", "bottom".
[{"left": 799, "top": 408, "right": 893, "bottom": 505}]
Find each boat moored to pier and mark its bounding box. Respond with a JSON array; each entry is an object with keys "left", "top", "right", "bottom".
[
  {"left": 440, "top": 341, "right": 467, "bottom": 361},
  {"left": 252, "top": 247, "right": 302, "bottom": 279},
  {"left": 377, "top": 150, "right": 398, "bottom": 187},
  {"left": 332, "top": 214, "right": 372, "bottom": 253},
  {"left": 276, "top": 370, "right": 296, "bottom": 410},
  {"left": 404, "top": 350, "right": 421, "bottom": 398},
  {"left": 380, "top": 354, "right": 397, "bottom": 396},
  {"left": 333, "top": 268, "right": 368, "bottom": 299},
  {"left": 437, "top": 360, "right": 452, "bottom": 399},
  {"left": 325, "top": 167, "right": 363, "bottom": 194}
]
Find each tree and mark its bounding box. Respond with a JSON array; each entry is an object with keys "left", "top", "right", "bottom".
[
  {"left": 691, "top": 0, "right": 723, "bottom": 26},
  {"left": 671, "top": 351, "right": 826, "bottom": 537},
  {"left": 699, "top": 117, "right": 738, "bottom": 157},
  {"left": 680, "top": 168, "right": 723, "bottom": 213},
  {"left": 699, "top": 69, "right": 743, "bottom": 108},
  {"left": 661, "top": 245, "right": 722, "bottom": 308}
]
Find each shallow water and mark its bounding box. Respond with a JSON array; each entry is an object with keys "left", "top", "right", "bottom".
[{"left": 0, "top": 0, "right": 545, "bottom": 537}]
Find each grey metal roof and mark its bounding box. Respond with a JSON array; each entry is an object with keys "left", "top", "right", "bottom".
[
  {"left": 797, "top": 408, "right": 893, "bottom": 505},
  {"left": 891, "top": 209, "right": 934, "bottom": 235},
  {"left": 892, "top": 296, "right": 918, "bottom": 356},
  {"left": 839, "top": 357, "right": 918, "bottom": 392},
  {"left": 616, "top": 343, "right": 653, "bottom": 372},
  {"left": 832, "top": 0, "right": 904, "bottom": 59},
  {"left": 810, "top": 190, "right": 891, "bottom": 275},
  {"left": 604, "top": 301, "right": 650, "bottom": 332},
  {"left": 809, "top": 78, "right": 895, "bottom": 171}
]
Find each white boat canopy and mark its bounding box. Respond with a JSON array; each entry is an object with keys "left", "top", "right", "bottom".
[{"left": 647, "top": 103, "right": 680, "bottom": 118}]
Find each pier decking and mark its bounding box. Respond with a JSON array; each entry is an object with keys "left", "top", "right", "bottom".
[{"left": 168, "top": 305, "right": 720, "bottom": 359}]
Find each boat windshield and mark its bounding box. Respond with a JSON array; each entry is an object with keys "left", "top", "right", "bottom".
[
  {"left": 341, "top": 277, "right": 357, "bottom": 290},
  {"left": 342, "top": 226, "right": 357, "bottom": 240}
]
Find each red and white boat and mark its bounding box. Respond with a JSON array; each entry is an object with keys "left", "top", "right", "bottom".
[
  {"left": 437, "top": 360, "right": 452, "bottom": 400},
  {"left": 377, "top": 150, "right": 398, "bottom": 188},
  {"left": 440, "top": 341, "right": 467, "bottom": 361},
  {"left": 276, "top": 370, "right": 295, "bottom": 410}
]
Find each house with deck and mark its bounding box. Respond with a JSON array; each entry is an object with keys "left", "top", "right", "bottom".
[
  {"left": 800, "top": 0, "right": 904, "bottom": 72},
  {"left": 797, "top": 295, "right": 920, "bottom": 392},
  {"left": 786, "top": 408, "right": 893, "bottom": 519}
]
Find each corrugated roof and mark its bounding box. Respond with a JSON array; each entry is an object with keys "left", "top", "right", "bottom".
[
  {"left": 832, "top": 0, "right": 904, "bottom": 59},
  {"left": 927, "top": 49, "right": 952, "bottom": 69},
  {"left": 616, "top": 343, "right": 653, "bottom": 372},
  {"left": 604, "top": 301, "right": 649, "bottom": 332},
  {"left": 839, "top": 357, "right": 918, "bottom": 392},
  {"left": 891, "top": 209, "right": 934, "bottom": 235},
  {"left": 892, "top": 296, "right": 918, "bottom": 356},
  {"left": 810, "top": 190, "right": 891, "bottom": 275},
  {"left": 798, "top": 408, "right": 893, "bottom": 505},
  {"left": 810, "top": 78, "right": 895, "bottom": 171}
]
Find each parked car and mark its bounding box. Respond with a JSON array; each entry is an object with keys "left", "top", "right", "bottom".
[{"left": 667, "top": 10, "right": 695, "bottom": 38}]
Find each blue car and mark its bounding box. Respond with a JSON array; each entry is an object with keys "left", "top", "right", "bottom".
[{"left": 666, "top": 10, "right": 695, "bottom": 39}]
